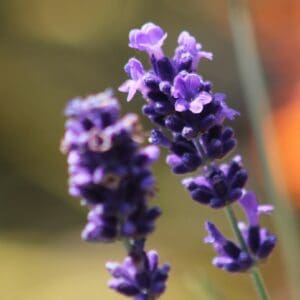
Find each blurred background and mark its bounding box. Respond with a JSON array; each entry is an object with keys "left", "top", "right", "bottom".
[{"left": 1, "top": 0, "right": 299, "bottom": 299}]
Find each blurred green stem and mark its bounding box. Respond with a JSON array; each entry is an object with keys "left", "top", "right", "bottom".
[
  {"left": 227, "top": 0, "right": 300, "bottom": 299},
  {"left": 225, "top": 206, "right": 269, "bottom": 300},
  {"left": 251, "top": 267, "right": 270, "bottom": 300},
  {"left": 225, "top": 206, "right": 247, "bottom": 251},
  {"left": 123, "top": 238, "right": 133, "bottom": 252}
]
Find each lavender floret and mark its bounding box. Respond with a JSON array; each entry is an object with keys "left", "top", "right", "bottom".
[
  {"left": 182, "top": 156, "right": 247, "bottom": 208},
  {"left": 129, "top": 23, "right": 167, "bottom": 59},
  {"left": 204, "top": 192, "right": 276, "bottom": 272},
  {"left": 106, "top": 250, "right": 170, "bottom": 300},
  {"left": 204, "top": 221, "right": 254, "bottom": 272}
]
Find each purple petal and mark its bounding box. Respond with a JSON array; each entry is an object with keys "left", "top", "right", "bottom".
[
  {"left": 201, "top": 51, "right": 213, "bottom": 60},
  {"left": 194, "top": 175, "right": 210, "bottom": 187},
  {"left": 166, "top": 154, "right": 181, "bottom": 167},
  {"left": 172, "top": 75, "right": 186, "bottom": 98},
  {"left": 212, "top": 256, "right": 234, "bottom": 268},
  {"left": 147, "top": 250, "right": 159, "bottom": 271},
  {"left": 141, "top": 145, "right": 160, "bottom": 162},
  {"left": 181, "top": 177, "right": 194, "bottom": 188},
  {"left": 128, "top": 23, "right": 167, "bottom": 58},
  {"left": 118, "top": 80, "right": 136, "bottom": 101},
  {"left": 204, "top": 221, "right": 226, "bottom": 245},
  {"left": 124, "top": 58, "right": 145, "bottom": 80},
  {"left": 239, "top": 191, "right": 259, "bottom": 226},
  {"left": 175, "top": 99, "right": 189, "bottom": 112},
  {"left": 189, "top": 92, "right": 212, "bottom": 113},
  {"left": 258, "top": 205, "right": 274, "bottom": 215},
  {"left": 185, "top": 73, "right": 202, "bottom": 91}
]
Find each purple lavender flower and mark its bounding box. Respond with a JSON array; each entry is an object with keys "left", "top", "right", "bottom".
[
  {"left": 106, "top": 250, "right": 170, "bottom": 299},
  {"left": 172, "top": 72, "right": 212, "bottom": 114},
  {"left": 119, "top": 58, "right": 147, "bottom": 102},
  {"left": 129, "top": 23, "right": 167, "bottom": 59},
  {"left": 120, "top": 22, "right": 238, "bottom": 174},
  {"left": 204, "top": 192, "right": 276, "bottom": 272},
  {"left": 238, "top": 192, "right": 277, "bottom": 259},
  {"left": 182, "top": 156, "right": 247, "bottom": 208},
  {"left": 204, "top": 221, "right": 253, "bottom": 272},
  {"left": 61, "top": 90, "right": 161, "bottom": 242},
  {"left": 174, "top": 31, "right": 213, "bottom": 71},
  {"left": 120, "top": 22, "right": 276, "bottom": 285},
  {"left": 149, "top": 130, "right": 202, "bottom": 174}
]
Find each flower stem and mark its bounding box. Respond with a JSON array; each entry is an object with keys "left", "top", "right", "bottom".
[
  {"left": 123, "top": 238, "right": 133, "bottom": 253},
  {"left": 250, "top": 267, "right": 270, "bottom": 300},
  {"left": 225, "top": 206, "right": 247, "bottom": 251},
  {"left": 225, "top": 206, "right": 270, "bottom": 300}
]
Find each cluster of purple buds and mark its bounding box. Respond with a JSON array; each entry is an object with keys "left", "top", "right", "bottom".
[
  {"left": 107, "top": 249, "right": 170, "bottom": 299},
  {"left": 61, "top": 90, "right": 169, "bottom": 298},
  {"left": 120, "top": 22, "right": 276, "bottom": 273},
  {"left": 205, "top": 192, "right": 276, "bottom": 272},
  {"left": 119, "top": 23, "right": 238, "bottom": 174},
  {"left": 182, "top": 156, "right": 248, "bottom": 208}
]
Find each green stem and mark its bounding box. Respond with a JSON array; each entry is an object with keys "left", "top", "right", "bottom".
[
  {"left": 250, "top": 267, "right": 270, "bottom": 300},
  {"left": 123, "top": 238, "right": 133, "bottom": 253},
  {"left": 227, "top": 1, "right": 300, "bottom": 299},
  {"left": 225, "top": 206, "right": 247, "bottom": 251},
  {"left": 225, "top": 206, "right": 269, "bottom": 300}
]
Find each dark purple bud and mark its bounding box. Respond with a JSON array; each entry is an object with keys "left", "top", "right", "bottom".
[
  {"left": 149, "top": 129, "right": 171, "bottom": 147},
  {"left": 248, "top": 226, "right": 261, "bottom": 254},
  {"left": 159, "top": 81, "right": 172, "bottom": 95},
  {"left": 106, "top": 250, "right": 170, "bottom": 299},
  {"left": 165, "top": 115, "right": 184, "bottom": 132},
  {"left": 155, "top": 57, "right": 175, "bottom": 81},
  {"left": 154, "top": 100, "right": 173, "bottom": 114},
  {"left": 143, "top": 73, "right": 160, "bottom": 90},
  {"left": 147, "top": 90, "right": 169, "bottom": 103},
  {"left": 257, "top": 236, "right": 277, "bottom": 259},
  {"left": 142, "top": 104, "right": 157, "bottom": 116}
]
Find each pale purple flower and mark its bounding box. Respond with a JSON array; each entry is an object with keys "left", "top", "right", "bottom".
[
  {"left": 238, "top": 192, "right": 276, "bottom": 260},
  {"left": 119, "top": 58, "right": 147, "bottom": 101},
  {"left": 239, "top": 191, "right": 273, "bottom": 226},
  {"left": 172, "top": 72, "right": 212, "bottom": 113},
  {"left": 174, "top": 31, "right": 213, "bottom": 70},
  {"left": 129, "top": 23, "right": 167, "bottom": 58}
]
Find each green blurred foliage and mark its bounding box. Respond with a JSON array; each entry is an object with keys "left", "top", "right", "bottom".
[{"left": 0, "top": 1, "right": 287, "bottom": 299}]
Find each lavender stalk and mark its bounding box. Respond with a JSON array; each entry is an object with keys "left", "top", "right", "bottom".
[
  {"left": 61, "top": 90, "right": 170, "bottom": 299},
  {"left": 120, "top": 22, "right": 276, "bottom": 299}
]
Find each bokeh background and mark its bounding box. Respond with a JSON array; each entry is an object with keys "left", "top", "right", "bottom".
[{"left": 1, "top": 0, "right": 300, "bottom": 299}]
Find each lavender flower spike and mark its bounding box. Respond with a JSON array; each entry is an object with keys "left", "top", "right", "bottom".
[
  {"left": 204, "top": 221, "right": 253, "bottom": 272},
  {"left": 61, "top": 90, "right": 161, "bottom": 242},
  {"left": 106, "top": 250, "right": 170, "bottom": 300},
  {"left": 129, "top": 23, "right": 167, "bottom": 59},
  {"left": 62, "top": 90, "right": 170, "bottom": 299},
  {"left": 120, "top": 22, "right": 238, "bottom": 175}
]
